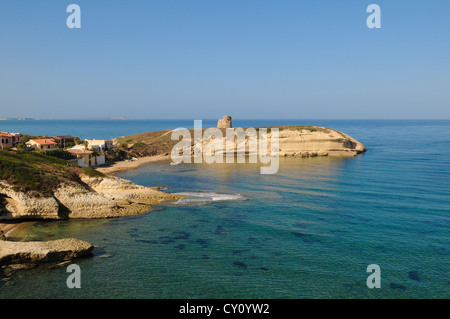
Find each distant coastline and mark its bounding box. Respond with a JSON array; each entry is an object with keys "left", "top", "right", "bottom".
[{"left": 0, "top": 117, "right": 128, "bottom": 121}]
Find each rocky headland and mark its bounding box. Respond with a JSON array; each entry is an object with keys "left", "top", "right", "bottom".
[
  {"left": 0, "top": 150, "right": 181, "bottom": 266},
  {"left": 114, "top": 123, "right": 366, "bottom": 159},
  {"left": 0, "top": 175, "right": 180, "bottom": 221}
]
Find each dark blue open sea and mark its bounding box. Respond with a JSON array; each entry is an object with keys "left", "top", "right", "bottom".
[{"left": 1, "top": 119, "right": 449, "bottom": 298}]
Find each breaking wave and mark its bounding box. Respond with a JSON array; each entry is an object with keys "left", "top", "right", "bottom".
[{"left": 173, "top": 192, "right": 246, "bottom": 205}]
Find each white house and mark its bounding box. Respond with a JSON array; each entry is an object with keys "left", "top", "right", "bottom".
[
  {"left": 85, "top": 139, "right": 114, "bottom": 152},
  {"left": 67, "top": 148, "right": 105, "bottom": 167},
  {"left": 26, "top": 139, "right": 59, "bottom": 151}
]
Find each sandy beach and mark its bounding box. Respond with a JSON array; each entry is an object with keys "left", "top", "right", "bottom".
[
  {"left": 0, "top": 221, "right": 27, "bottom": 238},
  {"left": 96, "top": 154, "right": 171, "bottom": 175}
]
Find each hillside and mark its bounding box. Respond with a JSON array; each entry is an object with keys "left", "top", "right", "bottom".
[{"left": 0, "top": 150, "right": 88, "bottom": 197}]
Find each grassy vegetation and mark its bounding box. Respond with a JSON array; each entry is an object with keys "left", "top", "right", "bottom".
[
  {"left": 83, "top": 167, "right": 105, "bottom": 178},
  {"left": 104, "top": 148, "right": 130, "bottom": 162},
  {"left": 131, "top": 142, "right": 147, "bottom": 149},
  {"left": 115, "top": 130, "right": 179, "bottom": 157},
  {"left": 46, "top": 150, "right": 77, "bottom": 161},
  {"left": 279, "top": 126, "right": 330, "bottom": 133},
  {"left": 0, "top": 150, "right": 103, "bottom": 196}
]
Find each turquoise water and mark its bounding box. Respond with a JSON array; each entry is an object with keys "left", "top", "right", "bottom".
[{"left": 0, "top": 120, "right": 449, "bottom": 298}]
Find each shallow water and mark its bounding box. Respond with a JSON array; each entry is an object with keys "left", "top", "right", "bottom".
[{"left": 1, "top": 120, "right": 449, "bottom": 298}]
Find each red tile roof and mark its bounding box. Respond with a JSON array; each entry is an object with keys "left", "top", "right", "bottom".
[{"left": 30, "top": 139, "right": 58, "bottom": 145}]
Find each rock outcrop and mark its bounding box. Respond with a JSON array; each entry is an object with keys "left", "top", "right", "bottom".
[
  {"left": 198, "top": 126, "right": 366, "bottom": 157},
  {"left": 0, "top": 238, "right": 93, "bottom": 265},
  {"left": 0, "top": 185, "right": 60, "bottom": 220},
  {"left": 114, "top": 122, "right": 366, "bottom": 161},
  {"left": 276, "top": 126, "right": 366, "bottom": 157},
  {"left": 217, "top": 116, "right": 232, "bottom": 128},
  {"left": 0, "top": 175, "right": 181, "bottom": 220}
]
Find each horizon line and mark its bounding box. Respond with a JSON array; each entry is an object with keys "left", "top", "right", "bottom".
[{"left": 2, "top": 118, "right": 450, "bottom": 121}]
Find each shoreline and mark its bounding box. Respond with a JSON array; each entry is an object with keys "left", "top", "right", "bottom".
[
  {"left": 0, "top": 221, "right": 29, "bottom": 239},
  {"left": 1, "top": 125, "right": 366, "bottom": 257},
  {"left": 96, "top": 154, "right": 170, "bottom": 175},
  {"left": 1, "top": 155, "right": 172, "bottom": 241}
]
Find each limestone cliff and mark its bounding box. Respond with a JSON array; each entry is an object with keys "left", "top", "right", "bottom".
[
  {"left": 198, "top": 126, "right": 366, "bottom": 158},
  {"left": 115, "top": 124, "right": 366, "bottom": 159},
  {"left": 276, "top": 126, "right": 366, "bottom": 157},
  {"left": 0, "top": 175, "right": 180, "bottom": 220}
]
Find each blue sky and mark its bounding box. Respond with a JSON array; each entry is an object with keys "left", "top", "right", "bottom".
[{"left": 0, "top": 0, "right": 449, "bottom": 119}]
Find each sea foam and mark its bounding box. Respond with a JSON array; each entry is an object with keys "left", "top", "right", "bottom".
[{"left": 173, "top": 192, "right": 246, "bottom": 205}]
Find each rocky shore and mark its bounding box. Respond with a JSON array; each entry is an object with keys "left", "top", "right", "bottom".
[
  {"left": 0, "top": 173, "right": 182, "bottom": 266},
  {"left": 0, "top": 175, "right": 180, "bottom": 221},
  {"left": 0, "top": 238, "right": 93, "bottom": 266}
]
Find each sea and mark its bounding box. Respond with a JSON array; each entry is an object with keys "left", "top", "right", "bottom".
[{"left": 0, "top": 119, "right": 449, "bottom": 299}]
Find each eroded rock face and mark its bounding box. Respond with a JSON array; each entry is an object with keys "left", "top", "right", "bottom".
[
  {"left": 53, "top": 183, "right": 119, "bottom": 219},
  {"left": 197, "top": 126, "right": 366, "bottom": 157},
  {"left": 276, "top": 127, "right": 366, "bottom": 157},
  {"left": 82, "top": 176, "right": 178, "bottom": 206},
  {"left": 0, "top": 182, "right": 60, "bottom": 219},
  {"left": 0, "top": 176, "right": 181, "bottom": 220},
  {"left": 0, "top": 238, "right": 93, "bottom": 265},
  {"left": 217, "top": 116, "right": 232, "bottom": 128}
]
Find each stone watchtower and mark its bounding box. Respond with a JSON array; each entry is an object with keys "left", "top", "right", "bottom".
[{"left": 217, "top": 116, "right": 232, "bottom": 129}]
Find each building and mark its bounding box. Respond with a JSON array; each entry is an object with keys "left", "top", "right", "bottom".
[
  {"left": 53, "top": 136, "right": 76, "bottom": 148},
  {"left": 67, "top": 148, "right": 105, "bottom": 167},
  {"left": 85, "top": 139, "right": 114, "bottom": 152},
  {"left": 67, "top": 144, "right": 86, "bottom": 151},
  {"left": 0, "top": 132, "right": 21, "bottom": 148},
  {"left": 26, "top": 138, "right": 59, "bottom": 151}
]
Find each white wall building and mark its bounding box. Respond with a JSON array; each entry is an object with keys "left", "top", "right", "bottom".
[
  {"left": 85, "top": 139, "right": 113, "bottom": 152},
  {"left": 67, "top": 148, "right": 105, "bottom": 167},
  {"left": 26, "top": 139, "right": 59, "bottom": 151}
]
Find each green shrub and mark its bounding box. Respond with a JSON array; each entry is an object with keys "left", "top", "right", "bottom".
[
  {"left": 131, "top": 142, "right": 147, "bottom": 149},
  {"left": 0, "top": 150, "right": 80, "bottom": 196},
  {"left": 46, "top": 150, "right": 76, "bottom": 160}
]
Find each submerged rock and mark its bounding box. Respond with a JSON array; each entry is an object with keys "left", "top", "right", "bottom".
[
  {"left": 48, "top": 260, "right": 72, "bottom": 269},
  {"left": 98, "top": 254, "right": 115, "bottom": 259},
  {"left": 408, "top": 271, "right": 421, "bottom": 281},
  {"left": 390, "top": 283, "right": 407, "bottom": 290},
  {"left": 8, "top": 263, "right": 38, "bottom": 270},
  {"left": 233, "top": 261, "right": 248, "bottom": 269}
]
